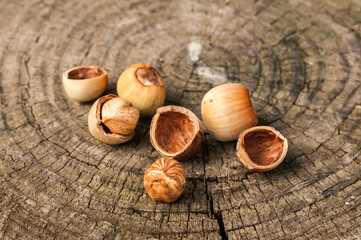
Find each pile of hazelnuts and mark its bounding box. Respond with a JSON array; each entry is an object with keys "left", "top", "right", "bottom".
[{"left": 62, "top": 64, "right": 288, "bottom": 203}]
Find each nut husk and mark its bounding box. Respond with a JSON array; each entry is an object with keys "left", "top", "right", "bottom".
[
  {"left": 88, "top": 94, "right": 139, "bottom": 144},
  {"left": 63, "top": 66, "right": 108, "bottom": 102},
  {"left": 201, "top": 83, "right": 258, "bottom": 141},
  {"left": 236, "top": 126, "right": 288, "bottom": 172},
  {"left": 150, "top": 105, "right": 203, "bottom": 160},
  {"left": 144, "top": 157, "right": 186, "bottom": 203},
  {"left": 117, "top": 64, "right": 166, "bottom": 117}
]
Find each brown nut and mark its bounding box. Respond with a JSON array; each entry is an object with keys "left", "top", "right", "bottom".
[
  {"left": 117, "top": 64, "right": 166, "bottom": 117},
  {"left": 62, "top": 66, "right": 108, "bottom": 102},
  {"left": 150, "top": 105, "right": 203, "bottom": 160},
  {"left": 144, "top": 157, "right": 186, "bottom": 203},
  {"left": 201, "top": 83, "right": 258, "bottom": 141},
  {"left": 88, "top": 94, "right": 139, "bottom": 144},
  {"left": 236, "top": 126, "right": 288, "bottom": 172}
]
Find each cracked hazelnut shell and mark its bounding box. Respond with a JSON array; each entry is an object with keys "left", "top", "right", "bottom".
[
  {"left": 62, "top": 66, "right": 108, "bottom": 102},
  {"left": 88, "top": 94, "right": 139, "bottom": 144},
  {"left": 144, "top": 157, "right": 186, "bottom": 203},
  {"left": 117, "top": 64, "right": 166, "bottom": 117},
  {"left": 201, "top": 83, "right": 258, "bottom": 141},
  {"left": 236, "top": 126, "right": 288, "bottom": 172},
  {"left": 150, "top": 105, "right": 203, "bottom": 160}
]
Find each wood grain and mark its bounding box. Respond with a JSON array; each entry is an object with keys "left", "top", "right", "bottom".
[{"left": 0, "top": 0, "right": 360, "bottom": 239}]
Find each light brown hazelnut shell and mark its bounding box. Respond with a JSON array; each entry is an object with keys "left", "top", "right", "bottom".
[
  {"left": 201, "top": 83, "right": 258, "bottom": 141},
  {"left": 63, "top": 66, "right": 108, "bottom": 102},
  {"left": 88, "top": 94, "right": 139, "bottom": 144},
  {"left": 117, "top": 64, "right": 166, "bottom": 117},
  {"left": 150, "top": 105, "right": 203, "bottom": 160},
  {"left": 144, "top": 157, "right": 186, "bottom": 203},
  {"left": 236, "top": 126, "right": 288, "bottom": 172}
]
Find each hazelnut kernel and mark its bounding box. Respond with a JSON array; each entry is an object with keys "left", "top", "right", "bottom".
[
  {"left": 88, "top": 94, "right": 139, "bottom": 144},
  {"left": 101, "top": 98, "right": 139, "bottom": 136},
  {"left": 144, "top": 157, "right": 186, "bottom": 203}
]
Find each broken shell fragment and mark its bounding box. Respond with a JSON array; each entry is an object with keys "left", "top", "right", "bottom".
[
  {"left": 150, "top": 105, "right": 203, "bottom": 160},
  {"left": 236, "top": 126, "right": 288, "bottom": 172},
  {"left": 62, "top": 66, "right": 108, "bottom": 102},
  {"left": 88, "top": 94, "right": 139, "bottom": 144}
]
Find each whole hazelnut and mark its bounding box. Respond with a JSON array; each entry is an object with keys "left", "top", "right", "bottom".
[
  {"left": 201, "top": 83, "right": 258, "bottom": 141},
  {"left": 236, "top": 126, "right": 288, "bottom": 172},
  {"left": 88, "top": 94, "right": 139, "bottom": 144},
  {"left": 117, "top": 64, "right": 166, "bottom": 117},
  {"left": 62, "top": 66, "right": 108, "bottom": 102},
  {"left": 150, "top": 105, "right": 203, "bottom": 160},
  {"left": 144, "top": 157, "right": 186, "bottom": 203}
]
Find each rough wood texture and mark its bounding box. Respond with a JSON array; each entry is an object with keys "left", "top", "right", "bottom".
[{"left": 0, "top": 0, "right": 360, "bottom": 239}]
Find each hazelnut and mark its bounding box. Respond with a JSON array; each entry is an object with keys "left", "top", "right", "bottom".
[
  {"left": 117, "top": 64, "right": 166, "bottom": 117},
  {"left": 236, "top": 126, "right": 288, "bottom": 172},
  {"left": 88, "top": 94, "right": 139, "bottom": 144},
  {"left": 150, "top": 105, "right": 203, "bottom": 160},
  {"left": 201, "top": 83, "right": 258, "bottom": 141},
  {"left": 144, "top": 157, "right": 186, "bottom": 203},
  {"left": 62, "top": 66, "right": 108, "bottom": 102}
]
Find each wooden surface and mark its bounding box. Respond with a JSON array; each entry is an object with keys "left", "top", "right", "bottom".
[{"left": 0, "top": 0, "right": 360, "bottom": 239}]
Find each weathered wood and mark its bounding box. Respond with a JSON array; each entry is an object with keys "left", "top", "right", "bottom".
[{"left": 0, "top": 0, "right": 360, "bottom": 239}]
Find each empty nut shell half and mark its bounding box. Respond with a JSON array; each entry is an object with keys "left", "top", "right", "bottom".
[
  {"left": 236, "top": 126, "right": 288, "bottom": 172},
  {"left": 150, "top": 105, "right": 203, "bottom": 160},
  {"left": 88, "top": 94, "right": 139, "bottom": 144},
  {"left": 63, "top": 66, "right": 108, "bottom": 102},
  {"left": 144, "top": 157, "right": 186, "bottom": 203}
]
